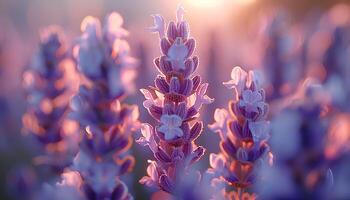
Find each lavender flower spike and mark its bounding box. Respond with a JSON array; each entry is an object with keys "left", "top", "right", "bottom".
[
  {"left": 22, "top": 26, "right": 72, "bottom": 172},
  {"left": 137, "top": 6, "right": 213, "bottom": 197},
  {"left": 67, "top": 12, "right": 139, "bottom": 200},
  {"left": 208, "top": 66, "right": 271, "bottom": 199}
]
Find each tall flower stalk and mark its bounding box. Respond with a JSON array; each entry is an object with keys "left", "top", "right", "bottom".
[
  {"left": 22, "top": 26, "right": 72, "bottom": 172},
  {"left": 68, "top": 12, "right": 139, "bottom": 199},
  {"left": 208, "top": 66, "right": 271, "bottom": 199},
  {"left": 137, "top": 6, "right": 213, "bottom": 197}
]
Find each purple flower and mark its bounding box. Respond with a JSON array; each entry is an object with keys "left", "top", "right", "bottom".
[
  {"left": 223, "top": 66, "right": 248, "bottom": 94},
  {"left": 261, "top": 11, "right": 303, "bottom": 100},
  {"left": 64, "top": 12, "right": 139, "bottom": 200},
  {"left": 136, "top": 124, "right": 158, "bottom": 153},
  {"left": 39, "top": 171, "right": 84, "bottom": 200},
  {"left": 148, "top": 15, "right": 165, "bottom": 38},
  {"left": 158, "top": 114, "right": 183, "bottom": 140},
  {"left": 22, "top": 26, "right": 74, "bottom": 173},
  {"left": 193, "top": 83, "right": 214, "bottom": 110},
  {"left": 75, "top": 13, "right": 136, "bottom": 99},
  {"left": 259, "top": 80, "right": 334, "bottom": 199},
  {"left": 208, "top": 109, "right": 229, "bottom": 140},
  {"left": 239, "top": 90, "right": 264, "bottom": 114},
  {"left": 138, "top": 6, "right": 213, "bottom": 198},
  {"left": 208, "top": 66, "right": 271, "bottom": 198},
  {"left": 167, "top": 38, "right": 188, "bottom": 70}
]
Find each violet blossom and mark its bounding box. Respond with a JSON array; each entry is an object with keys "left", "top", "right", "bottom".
[
  {"left": 65, "top": 12, "right": 139, "bottom": 200},
  {"left": 137, "top": 6, "right": 213, "bottom": 198},
  {"left": 22, "top": 26, "right": 73, "bottom": 172},
  {"left": 258, "top": 79, "right": 334, "bottom": 199},
  {"left": 208, "top": 66, "right": 271, "bottom": 199}
]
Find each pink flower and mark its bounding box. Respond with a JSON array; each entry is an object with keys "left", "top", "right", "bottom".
[{"left": 158, "top": 114, "right": 183, "bottom": 140}]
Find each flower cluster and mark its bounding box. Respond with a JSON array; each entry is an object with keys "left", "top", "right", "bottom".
[
  {"left": 68, "top": 13, "right": 139, "bottom": 199},
  {"left": 137, "top": 6, "right": 213, "bottom": 197},
  {"left": 208, "top": 66, "right": 271, "bottom": 199},
  {"left": 261, "top": 80, "right": 333, "bottom": 199},
  {"left": 22, "top": 26, "right": 72, "bottom": 172}
]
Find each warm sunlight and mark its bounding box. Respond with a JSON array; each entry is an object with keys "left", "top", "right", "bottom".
[{"left": 186, "top": 0, "right": 256, "bottom": 8}]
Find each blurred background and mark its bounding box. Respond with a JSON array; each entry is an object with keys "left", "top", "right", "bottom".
[{"left": 1, "top": 0, "right": 350, "bottom": 199}]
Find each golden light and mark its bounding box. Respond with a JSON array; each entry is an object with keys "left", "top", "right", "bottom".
[
  {"left": 182, "top": 0, "right": 257, "bottom": 25},
  {"left": 186, "top": 0, "right": 256, "bottom": 8},
  {"left": 186, "top": 0, "right": 223, "bottom": 8}
]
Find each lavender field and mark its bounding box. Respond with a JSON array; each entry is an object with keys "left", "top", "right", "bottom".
[{"left": 1, "top": 0, "right": 350, "bottom": 199}]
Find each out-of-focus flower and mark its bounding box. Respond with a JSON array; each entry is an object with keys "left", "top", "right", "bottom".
[
  {"left": 138, "top": 6, "right": 212, "bottom": 199},
  {"left": 258, "top": 79, "right": 334, "bottom": 199},
  {"left": 208, "top": 66, "right": 271, "bottom": 199},
  {"left": 62, "top": 12, "right": 139, "bottom": 200},
  {"left": 38, "top": 171, "right": 84, "bottom": 200},
  {"left": 260, "top": 10, "right": 304, "bottom": 101},
  {"left": 319, "top": 5, "right": 350, "bottom": 112},
  {"left": 75, "top": 12, "right": 137, "bottom": 99},
  {"left": 22, "top": 26, "right": 74, "bottom": 173}
]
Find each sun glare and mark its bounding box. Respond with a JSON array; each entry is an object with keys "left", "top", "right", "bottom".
[
  {"left": 187, "top": 0, "right": 222, "bottom": 8},
  {"left": 186, "top": 0, "right": 256, "bottom": 8}
]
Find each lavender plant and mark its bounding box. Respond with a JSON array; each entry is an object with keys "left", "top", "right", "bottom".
[
  {"left": 22, "top": 26, "right": 72, "bottom": 172},
  {"left": 137, "top": 6, "right": 213, "bottom": 197},
  {"left": 208, "top": 66, "right": 271, "bottom": 199},
  {"left": 261, "top": 11, "right": 303, "bottom": 101},
  {"left": 68, "top": 12, "right": 139, "bottom": 199},
  {"left": 260, "top": 80, "right": 333, "bottom": 199}
]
